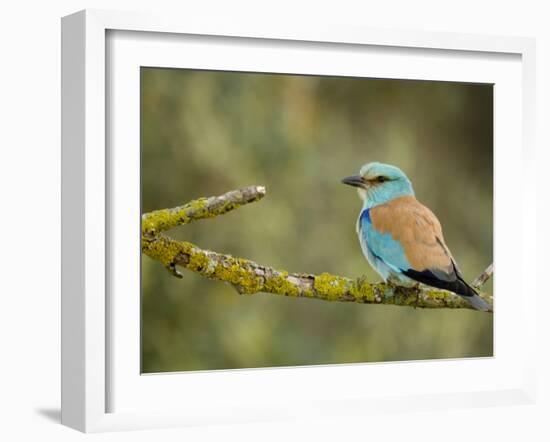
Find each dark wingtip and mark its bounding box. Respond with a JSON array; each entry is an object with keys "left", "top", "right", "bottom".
[{"left": 402, "top": 268, "right": 492, "bottom": 312}]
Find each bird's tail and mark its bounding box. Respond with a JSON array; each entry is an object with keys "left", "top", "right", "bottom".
[{"left": 460, "top": 282, "right": 491, "bottom": 312}]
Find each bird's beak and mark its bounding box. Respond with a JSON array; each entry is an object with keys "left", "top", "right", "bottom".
[{"left": 341, "top": 175, "right": 366, "bottom": 189}]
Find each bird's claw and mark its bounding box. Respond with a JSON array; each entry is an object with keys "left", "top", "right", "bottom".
[{"left": 413, "top": 285, "right": 421, "bottom": 309}]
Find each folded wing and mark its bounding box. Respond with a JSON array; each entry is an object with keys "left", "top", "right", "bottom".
[{"left": 367, "top": 196, "right": 472, "bottom": 296}]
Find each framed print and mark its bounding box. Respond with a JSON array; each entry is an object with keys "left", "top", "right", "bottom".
[
  {"left": 139, "top": 68, "right": 495, "bottom": 376},
  {"left": 61, "top": 9, "right": 537, "bottom": 432}
]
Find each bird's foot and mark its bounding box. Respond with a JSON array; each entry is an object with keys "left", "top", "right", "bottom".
[{"left": 413, "top": 284, "right": 421, "bottom": 309}]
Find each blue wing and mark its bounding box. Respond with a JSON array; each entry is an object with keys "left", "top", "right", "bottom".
[{"left": 358, "top": 209, "right": 411, "bottom": 279}]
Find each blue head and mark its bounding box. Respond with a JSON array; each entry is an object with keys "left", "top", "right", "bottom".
[{"left": 341, "top": 162, "right": 414, "bottom": 208}]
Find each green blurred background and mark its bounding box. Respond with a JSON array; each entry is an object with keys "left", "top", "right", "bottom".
[{"left": 141, "top": 67, "right": 493, "bottom": 373}]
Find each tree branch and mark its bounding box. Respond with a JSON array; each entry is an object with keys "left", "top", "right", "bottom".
[
  {"left": 141, "top": 186, "right": 493, "bottom": 312},
  {"left": 471, "top": 263, "right": 494, "bottom": 290}
]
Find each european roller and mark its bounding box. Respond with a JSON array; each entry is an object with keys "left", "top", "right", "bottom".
[{"left": 342, "top": 162, "right": 489, "bottom": 311}]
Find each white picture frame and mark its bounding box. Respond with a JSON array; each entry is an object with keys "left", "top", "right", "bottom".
[{"left": 61, "top": 9, "right": 537, "bottom": 433}]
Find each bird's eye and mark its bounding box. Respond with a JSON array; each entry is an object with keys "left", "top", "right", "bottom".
[{"left": 376, "top": 176, "right": 387, "bottom": 183}]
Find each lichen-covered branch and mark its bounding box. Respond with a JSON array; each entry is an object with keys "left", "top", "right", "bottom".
[
  {"left": 141, "top": 186, "right": 493, "bottom": 312},
  {"left": 471, "top": 263, "right": 494, "bottom": 290},
  {"left": 142, "top": 186, "right": 266, "bottom": 235}
]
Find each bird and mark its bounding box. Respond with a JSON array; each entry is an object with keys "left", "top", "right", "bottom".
[{"left": 341, "top": 161, "right": 490, "bottom": 311}]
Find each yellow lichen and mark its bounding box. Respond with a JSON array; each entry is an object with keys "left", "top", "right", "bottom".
[
  {"left": 313, "top": 273, "right": 349, "bottom": 301},
  {"left": 349, "top": 277, "right": 376, "bottom": 302},
  {"left": 141, "top": 199, "right": 210, "bottom": 235},
  {"left": 188, "top": 251, "right": 210, "bottom": 272},
  {"left": 264, "top": 272, "right": 300, "bottom": 297},
  {"left": 142, "top": 237, "right": 180, "bottom": 266}
]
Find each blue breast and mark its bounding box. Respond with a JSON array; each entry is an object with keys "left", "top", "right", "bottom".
[{"left": 358, "top": 208, "right": 411, "bottom": 272}]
